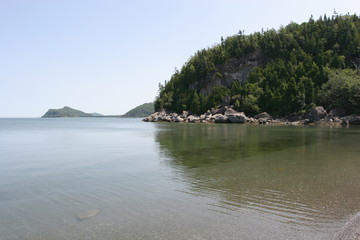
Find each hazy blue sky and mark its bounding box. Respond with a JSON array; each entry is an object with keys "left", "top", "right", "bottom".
[{"left": 1, "top": 0, "right": 359, "bottom": 117}]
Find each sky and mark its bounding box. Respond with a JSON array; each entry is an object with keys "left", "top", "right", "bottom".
[{"left": 0, "top": 0, "right": 359, "bottom": 117}]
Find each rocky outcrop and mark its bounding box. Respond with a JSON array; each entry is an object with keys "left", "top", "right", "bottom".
[
  {"left": 144, "top": 105, "right": 360, "bottom": 126},
  {"left": 308, "top": 106, "right": 327, "bottom": 122},
  {"left": 189, "top": 50, "right": 268, "bottom": 96}
]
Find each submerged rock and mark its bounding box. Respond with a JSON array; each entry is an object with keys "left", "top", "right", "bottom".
[{"left": 76, "top": 209, "right": 100, "bottom": 221}]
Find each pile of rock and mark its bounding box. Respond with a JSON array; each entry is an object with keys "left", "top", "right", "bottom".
[
  {"left": 143, "top": 108, "right": 243, "bottom": 123},
  {"left": 144, "top": 105, "right": 360, "bottom": 126},
  {"left": 143, "top": 106, "right": 275, "bottom": 124},
  {"left": 144, "top": 95, "right": 360, "bottom": 125}
]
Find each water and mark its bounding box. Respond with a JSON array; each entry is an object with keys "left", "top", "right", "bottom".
[{"left": 1, "top": 118, "right": 360, "bottom": 239}]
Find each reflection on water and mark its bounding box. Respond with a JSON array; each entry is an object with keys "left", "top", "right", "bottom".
[
  {"left": 156, "top": 123, "right": 360, "bottom": 238},
  {"left": 1, "top": 119, "right": 360, "bottom": 239}
]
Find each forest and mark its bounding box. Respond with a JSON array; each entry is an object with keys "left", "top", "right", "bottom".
[{"left": 155, "top": 14, "right": 360, "bottom": 116}]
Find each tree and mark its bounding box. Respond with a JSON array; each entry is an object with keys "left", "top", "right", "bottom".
[{"left": 320, "top": 69, "right": 360, "bottom": 113}]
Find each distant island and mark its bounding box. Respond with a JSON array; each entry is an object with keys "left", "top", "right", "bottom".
[{"left": 42, "top": 103, "right": 154, "bottom": 118}]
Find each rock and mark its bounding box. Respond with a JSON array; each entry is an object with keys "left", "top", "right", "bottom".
[
  {"left": 345, "top": 115, "right": 360, "bottom": 125},
  {"left": 215, "top": 106, "right": 228, "bottom": 115},
  {"left": 258, "top": 118, "right": 268, "bottom": 124},
  {"left": 248, "top": 118, "right": 256, "bottom": 123},
  {"left": 76, "top": 209, "right": 100, "bottom": 221},
  {"left": 308, "top": 106, "right": 327, "bottom": 122},
  {"left": 210, "top": 108, "right": 217, "bottom": 114},
  {"left": 213, "top": 114, "right": 229, "bottom": 123},
  {"left": 187, "top": 115, "right": 200, "bottom": 123},
  {"left": 254, "top": 112, "right": 272, "bottom": 119},
  {"left": 143, "top": 111, "right": 160, "bottom": 122},
  {"left": 287, "top": 114, "right": 302, "bottom": 122},
  {"left": 224, "top": 108, "right": 237, "bottom": 116},
  {"left": 329, "top": 108, "right": 346, "bottom": 117},
  {"left": 181, "top": 111, "right": 189, "bottom": 118},
  {"left": 302, "top": 119, "right": 311, "bottom": 124},
  {"left": 227, "top": 114, "right": 246, "bottom": 123},
  {"left": 223, "top": 108, "right": 247, "bottom": 123},
  {"left": 174, "top": 116, "right": 183, "bottom": 122}
]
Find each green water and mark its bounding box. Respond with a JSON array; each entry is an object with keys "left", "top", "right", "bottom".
[
  {"left": 156, "top": 123, "right": 360, "bottom": 239},
  {"left": 1, "top": 119, "right": 360, "bottom": 239}
]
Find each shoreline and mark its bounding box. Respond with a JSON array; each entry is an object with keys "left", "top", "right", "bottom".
[
  {"left": 335, "top": 212, "right": 360, "bottom": 240},
  {"left": 143, "top": 106, "right": 360, "bottom": 126}
]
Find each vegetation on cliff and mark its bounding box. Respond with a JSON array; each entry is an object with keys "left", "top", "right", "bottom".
[{"left": 155, "top": 14, "right": 360, "bottom": 116}]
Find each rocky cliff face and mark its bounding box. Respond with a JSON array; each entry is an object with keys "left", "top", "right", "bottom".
[{"left": 189, "top": 50, "right": 267, "bottom": 96}]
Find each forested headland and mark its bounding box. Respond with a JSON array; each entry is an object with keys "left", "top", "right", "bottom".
[{"left": 155, "top": 14, "right": 360, "bottom": 117}]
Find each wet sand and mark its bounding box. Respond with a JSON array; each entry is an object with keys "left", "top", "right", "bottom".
[{"left": 336, "top": 213, "right": 360, "bottom": 240}]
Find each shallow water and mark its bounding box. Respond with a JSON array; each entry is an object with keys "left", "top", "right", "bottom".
[{"left": 0, "top": 118, "right": 360, "bottom": 239}]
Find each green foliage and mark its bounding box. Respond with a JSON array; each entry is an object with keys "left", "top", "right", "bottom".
[
  {"left": 319, "top": 69, "right": 360, "bottom": 113},
  {"left": 155, "top": 14, "right": 360, "bottom": 115},
  {"left": 206, "top": 87, "right": 230, "bottom": 110},
  {"left": 122, "top": 102, "right": 155, "bottom": 118}
]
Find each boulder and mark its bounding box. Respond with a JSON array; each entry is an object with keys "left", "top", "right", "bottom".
[
  {"left": 210, "top": 108, "right": 218, "bottom": 114},
  {"left": 213, "top": 114, "right": 229, "bottom": 123},
  {"left": 248, "top": 118, "right": 256, "bottom": 123},
  {"left": 346, "top": 115, "right": 360, "bottom": 125},
  {"left": 258, "top": 118, "right": 268, "bottom": 124},
  {"left": 254, "top": 112, "right": 272, "bottom": 119},
  {"left": 224, "top": 108, "right": 237, "bottom": 116},
  {"left": 287, "top": 114, "right": 302, "bottom": 122},
  {"left": 215, "top": 106, "right": 228, "bottom": 115},
  {"left": 180, "top": 111, "right": 189, "bottom": 118},
  {"left": 227, "top": 114, "right": 247, "bottom": 123},
  {"left": 329, "top": 108, "right": 346, "bottom": 117},
  {"left": 308, "top": 106, "right": 327, "bottom": 122},
  {"left": 223, "top": 108, "right": 247, "bottom": 123},
  {"left": 174, "top": 116, "right": 184, "bottom": 122},
  {"left": 187, "top": 115, "right": 200, "bottom": 123}
]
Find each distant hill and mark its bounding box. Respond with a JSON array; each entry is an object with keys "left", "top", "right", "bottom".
[
  {"left": 42, "top": 106, "right": 92, "bottom": 118},
  {"left": 90, "top": 112, "right": 103, "bottom": 117},
  {"left": 42, "top": 104, "right": 154, "bottom": 118},
  {"left": 121, "top": 102, "right": 154, "bottom": 118}
]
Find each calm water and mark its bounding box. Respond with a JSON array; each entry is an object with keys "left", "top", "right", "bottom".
[{"left": 1, "top": 118, "right": 360, "bottom": 239}]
